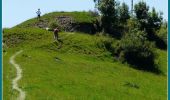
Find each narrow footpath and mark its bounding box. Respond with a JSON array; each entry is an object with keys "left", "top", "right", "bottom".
[{"left": 10, "top": 50, "right": 26, "bottom": 100}]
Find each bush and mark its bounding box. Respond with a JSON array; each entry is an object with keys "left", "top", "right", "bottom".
[
  {"left": 48, "top": 21, "right": 62, "bottom": 31},
  {"left": 115, "top": 29, "right": 158, "bottom": 71},
  {"left": 95, "top": 33, "right": 116, "bottom": 52}
]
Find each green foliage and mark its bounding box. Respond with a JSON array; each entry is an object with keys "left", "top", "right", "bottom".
[
  {"left": 126, "top": 18, "right": 140, "bottom": 30},
  {"left": 95, "top": 0, "right": 118, "bottom": 33},
  {"left": 115, "top": 29, "right": 158, "bottom": 72},
  {"left": 148, "top": 8, "right": 163, "bottom": 30},
  {"left": 48, "top": 20, "right": 62, "bottom": 31},
  {"left": 134, "top": 2, "right": 163, "bottom": 31},
  {"left": 118, "top": 2, "right": 130, "bottom": 23},
  {"left": 134, "top": 1, "right": 149, "bottom": 30},
  {"left": 134, "top": 1, "right": 149, "bottom": 20},
  {"left": 156, "top": 25, "right": 167, "bottom": 45},
  {"left": 134, "top": 1, "right": 165, "bottom": 49},
  {"left": 95, "top": 33, "right": 117, "bottom": 52},
  {"left": 146, "top": 8, "right": 165, "bottom": 49}
]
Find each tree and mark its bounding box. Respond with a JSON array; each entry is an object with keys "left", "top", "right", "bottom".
[
  {"left": 148, "top": 7, "right": 163, "bottom": 30},
  {"left": 134, "top": 1, "right": 149, "bottom": 30},
  {"left": 119, "top": 2, "right": 130, "bottom": 23},
  {"left": 134, "top": 1, "right": 165, "bottom": 49},
  {"left": 94, "top": 0, "right": 118, "bottom": 34},
  {"left": 134, "top": 1, "right": 149, "bottom": 20},
  {"left": 115, "top": 29, "right": 157, "bottom": 72}
]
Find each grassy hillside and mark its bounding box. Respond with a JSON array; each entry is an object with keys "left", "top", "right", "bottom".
[{"left": 3, "top": 27, "right": 167, "bottom": 99}]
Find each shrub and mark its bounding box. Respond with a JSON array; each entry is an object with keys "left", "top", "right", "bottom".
[
  {"left": 48, "top": 21, "right": 62, "bottom": 31},
  {"left": 115, "top": 29, "right": 158, "bottom": 71},
  {"left": 95, "top": 33, "right": 116, "bottom": 52}
]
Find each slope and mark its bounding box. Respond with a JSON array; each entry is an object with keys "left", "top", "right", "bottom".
[{"left": 3, "top": 27, "right": 167, "bottom": 100}]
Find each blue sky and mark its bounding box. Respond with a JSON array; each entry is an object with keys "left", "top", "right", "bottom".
[{"left": 2, "top": 0, "right": 168, "bottom": 28}]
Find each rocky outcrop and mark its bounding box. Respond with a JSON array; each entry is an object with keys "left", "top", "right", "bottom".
[
  {"left": 56, "top": 16, "right": 97, "bottom": 34},
  {"left": 34, "top": 16, "right": 97, "bottom": 34}
]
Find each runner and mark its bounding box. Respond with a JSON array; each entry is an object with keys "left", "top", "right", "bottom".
[{"left": 54, "top": 28, "right": 59, "bottom": 41}]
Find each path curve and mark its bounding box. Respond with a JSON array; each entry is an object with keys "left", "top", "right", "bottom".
[{"left": 10, "top": 50, "right": 26, "bottom": 100}]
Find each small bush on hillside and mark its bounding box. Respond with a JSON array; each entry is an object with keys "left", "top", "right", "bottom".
[
  {"left": 95, "top": 33, "right": 117, "bottom": 52},
  {"left": 115, "top": 29, "right": 158, "bottom": 72},
  {"left": 96, "top": 36, "right": 113, "bottom": 50},
  {"left": 48, "top": 21, "right": 62, "bottom": 31}
]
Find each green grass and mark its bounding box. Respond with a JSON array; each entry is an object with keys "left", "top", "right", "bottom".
[
  {"left": 14, "top": 11, "right": 97, "bottom": 28},
  {"left": 3, "top": 28, "right": 167, "bottom": 100}
]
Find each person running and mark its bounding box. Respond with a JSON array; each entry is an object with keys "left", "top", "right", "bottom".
[
  {"left": 36, "top": 9, "right": 41, "bottom": 20},
  {"left": 53, "top": 27, "right": 63, "bottom": 48},
  {"left": 54, "top": 28, "right": 59, "bottom": 41}
]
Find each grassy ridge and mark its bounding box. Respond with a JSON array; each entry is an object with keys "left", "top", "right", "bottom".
[
  {"left": 14, "top": 11, "right": 97, "bottom": 28},
  {"left": 3, "top": 27, "right": 167, "bottom": 99}
]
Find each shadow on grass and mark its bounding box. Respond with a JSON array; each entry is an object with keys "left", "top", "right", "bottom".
[
  {"left": 121, "top": 60, "right": 163, "bottom": 75},
  {"left": 117, "top": 52, "right": 164, "bottom": 75},
  {"left": 132, "top": 64, "right": 162, "bottom": 75}
]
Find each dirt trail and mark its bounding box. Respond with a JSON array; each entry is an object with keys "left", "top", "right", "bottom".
[{"left": 10, "top": 50, "right": 26, "bottom": 100}]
